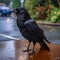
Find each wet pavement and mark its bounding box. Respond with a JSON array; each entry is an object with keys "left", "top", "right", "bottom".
[
  {"left": 0, "top": 17, "right": 24, "bottom": 41},
  {"left": 0, "top": 40, "right": 60, "bottom": 60},
  {"left": 0, "top": 17, "right": 60, "bottom": 60},
  {"left": 0, "top": 41, "right": 15, "bottom": 60}
]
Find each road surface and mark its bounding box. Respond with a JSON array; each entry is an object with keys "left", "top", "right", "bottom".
[
  {"left": 0, "top": 17, "right": 60, "bottom": 60},
  {"left": 0, "top": 17, "right": 60, "bottom": 44},
  {"left": 0, "top": 17, "right": 24, "bottom": 41}
]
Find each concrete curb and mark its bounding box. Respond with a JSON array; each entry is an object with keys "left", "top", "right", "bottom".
[{"left": 37, "top": 22, "right": 60, "bottom": 27}]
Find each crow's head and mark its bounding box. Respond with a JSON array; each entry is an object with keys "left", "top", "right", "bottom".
[{"left": 15, "top": 7, "right": 31, "bottom": 22}]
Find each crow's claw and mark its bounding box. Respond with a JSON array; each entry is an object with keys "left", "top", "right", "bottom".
[
  {"left": 28, "top": 50, "right": 35, "bottom": 56},
  {"left": 23, "top": 49, "right": 31, "bottom": 52}
]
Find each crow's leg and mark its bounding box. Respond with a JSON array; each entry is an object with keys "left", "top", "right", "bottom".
[
  {"left": 23, "top": 41, "right": 31, "bottom": 52},
  {"left": 39, "top": 40, "right": 50, "bottom": 51},
  {"left": 29, "top": 42, "right": 35, "bottom": 55}
]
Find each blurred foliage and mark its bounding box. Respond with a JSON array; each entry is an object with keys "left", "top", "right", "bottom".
[
  {"left": 24, "top": 0, "right": 60, "bottom": 23},
  {"left": 46, "top": 7, "right": 60, "bottom": 23},
  {"left": 37, "top": 0, "right": 49, "bottom": 6},
  {"left": 24, "top": 0, "right": 38, "bottom": 19},
  {"left": 51, "top": 0, "right": 60, "bottom": 8},
  {"left": 0, "top": 0, "right": 60, "bottom": 23},
  {"left": 12, "top": 0, "right": 21, "bottom": 9}
]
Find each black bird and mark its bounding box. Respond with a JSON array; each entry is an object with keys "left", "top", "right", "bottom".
[{"left": 15, "top": 7, "right": 50, "bottom": 54}]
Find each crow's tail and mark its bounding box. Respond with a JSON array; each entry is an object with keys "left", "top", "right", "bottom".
[{"left": 44, "top": 35, "right": 51, "bottom": 44}]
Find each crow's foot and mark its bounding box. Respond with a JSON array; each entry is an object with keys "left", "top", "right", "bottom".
[
  {"left": 28, "top": 50, "right": 35, "bottom": 56},
  {"left": 23, "top": 49, "right": 31, "bottom": 52}
]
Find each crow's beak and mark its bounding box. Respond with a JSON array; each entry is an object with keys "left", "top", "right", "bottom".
[
  {"left": 10, "top": 9, "right": 17, "bottom": 13},
  {"left": 11, "top": 8, "right": 20, "bottom": 14}
]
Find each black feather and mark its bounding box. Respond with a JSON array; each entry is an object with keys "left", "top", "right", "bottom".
[{"left": 15, "top": 7, "right": 50, "bottom": 53}]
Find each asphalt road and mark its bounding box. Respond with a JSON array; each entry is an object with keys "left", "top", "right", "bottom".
[
  {"left": 0, "top": 17, "right": 60, "bottom": 60},
  {"left": 0, "top": 17, "right": 24, "bottom": 41},
  {"left": 0, "top": 17, "right": 60, "bottom": 44}
]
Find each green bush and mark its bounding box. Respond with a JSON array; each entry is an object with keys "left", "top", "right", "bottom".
[
  {"left": 46, "top": 7, "right": 60, "bottom": 23},
  {"left": 12, "top": 0, "right": 21, "bottom": 9},
  {"left": 24, "top": 0, "right": 39, "bottom": 20}
]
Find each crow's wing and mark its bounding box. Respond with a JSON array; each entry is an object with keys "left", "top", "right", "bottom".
[
  {"left": 24, "top": 20, "right": 44, "bottom": 38},
  {"left": 24, "top": 20, "right": 51, "bottom": 43}
]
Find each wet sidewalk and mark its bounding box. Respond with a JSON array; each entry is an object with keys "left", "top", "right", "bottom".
[
  {"left": 0, "top": 17, "right": 60, "bottom": 60},
  {"left": 0, "top": 40, "right": 60, "bottom": 60},
  {"left": 15, "top": 40, "right": 60, "bottom": 60},
  {"left": 0, "top": 17, "right": 24, "bottom": 41}
]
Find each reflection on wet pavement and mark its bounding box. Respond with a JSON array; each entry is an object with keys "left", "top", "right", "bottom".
[
  {"left": 15, "top": 40, "right": 60, "bottom": 60},
  {"left": 0, "top": 40, "right": 60, "bottom": 60},
  {"left": 0, "top": 41, "right": 15, "bottom": 60},
  {"left": 0, "top": 17, "right": 24, "bottom": 41},
  {"left": 0, "top": 17, "right": 60, "bottom": 60}
]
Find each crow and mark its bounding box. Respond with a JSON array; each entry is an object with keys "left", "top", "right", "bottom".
[{"left": 14, "top": 7, "right": 50, "bottom": 55}]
